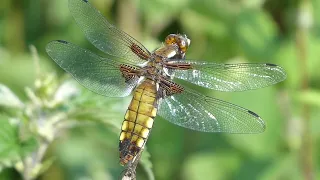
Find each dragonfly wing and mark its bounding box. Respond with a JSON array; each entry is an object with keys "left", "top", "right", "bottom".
[
  {"left": 46, "top": 40, "right": 139, "bottom": 97},
  {"left": 68, "top": 0, "right": 150, "bottom": 65},
  {"left": 158, "top": 87, "right": 265, "bottom": 133},
  {"left": 165, "top": 61, "right": 286, "bottom": 92}
]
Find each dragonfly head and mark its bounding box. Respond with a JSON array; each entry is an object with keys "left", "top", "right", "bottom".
[{"left": 165, "top": 34, "right": 191, "bottom": 54}]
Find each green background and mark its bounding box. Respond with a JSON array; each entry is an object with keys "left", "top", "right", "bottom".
[{"left": 1, "top": 0, "right": 320, "bottom": 179}]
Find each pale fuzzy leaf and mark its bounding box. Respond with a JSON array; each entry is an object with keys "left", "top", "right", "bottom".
[
  {"left": 0, "top": 84, "right": 24, "bottom": 109},
  {"left": 54, "top": 80, "right": 80, "bottom": 103}
]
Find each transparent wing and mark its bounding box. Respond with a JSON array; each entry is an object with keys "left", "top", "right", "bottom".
[
  {"left": 158, "top": 88, "right": 265, "bottom": 133},
  {"left": 166, "top": 60, "right": 286, "bottom": 92},
  {"left": 46, "top": 40, "right": 139, "bottom": 97},
  {"left": 68, "top": 0, "right": 151, "bottom": 65}
]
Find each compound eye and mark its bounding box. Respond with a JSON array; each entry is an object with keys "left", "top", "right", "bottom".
[
  {"left": 180, "top": 40, "right": 186, "bottom": 47},
  {"left": 165, "top": 34, "right": 176, "bottom": 45},
  {"left": 179, "top": 40, "right": 188, "bottom": 53}
]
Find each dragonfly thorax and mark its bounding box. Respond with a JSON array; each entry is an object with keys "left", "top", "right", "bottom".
[{"left": 141, "top": 61, "right": 170, "bottom": 81}]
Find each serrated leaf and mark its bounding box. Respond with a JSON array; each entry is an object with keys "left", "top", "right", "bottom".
[
  {"left": 0, "top": 116, "right": 20, "bottom": 168},
  {"left": 0, "top": 116, "right": 38, "bottom": 172},
  {"left": 0, "top": 84, "right": 24, "bottom": 109}
]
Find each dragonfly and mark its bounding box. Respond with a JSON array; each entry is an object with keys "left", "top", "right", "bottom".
[{"left": 46, "top": 0, "right": 286, "bottom": 166}]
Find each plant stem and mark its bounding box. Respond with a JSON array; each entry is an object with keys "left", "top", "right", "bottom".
[
  {"left": 296, "top": 0, "right": 313, "bottom": 179},
  {"left": 22, "top": 140, "right": 49, "bottom": 180},
  {"left": 29, "top": 45, "right": 41, "bottom": 78}
]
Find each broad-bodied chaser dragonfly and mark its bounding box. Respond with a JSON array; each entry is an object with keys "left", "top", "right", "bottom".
[{"left": 46, "top": 0, "right": 286, "bottom": 166}]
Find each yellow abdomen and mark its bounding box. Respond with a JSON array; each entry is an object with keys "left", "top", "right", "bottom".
[{"left": 119, "top": 79, "right": 158, "bottom": 165}]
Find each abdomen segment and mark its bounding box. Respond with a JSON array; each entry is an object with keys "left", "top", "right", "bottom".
[{"left": 119, "top": 79, "right": 158, "bottom": 166}]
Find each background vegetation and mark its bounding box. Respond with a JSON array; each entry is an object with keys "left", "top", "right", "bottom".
[{"left": 0, "top": 0, "right": 320, "bottom": 179}]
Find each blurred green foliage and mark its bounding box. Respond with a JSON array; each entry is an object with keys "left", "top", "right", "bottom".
[{"left": 0, "top": 0, "right": 320, "bottom": 179}]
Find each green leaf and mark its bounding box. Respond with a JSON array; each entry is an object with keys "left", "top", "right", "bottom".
[
  {"left": 259, "top": 153, "right": 302, "bottom": 180},
  {"left": 295, "top": 89, "right": 320, "bottom": 107},
  {"left": 234, "top": 9, "right": 278, "bottom": 61},
  {"left": 216, "top": 87, "right": 284, "bottom": 158},
  {"left": 19, "top": 137, "right": 38, "bottom": 157},
  {"left": 67, "top": 88, "right": 129, "bottom": 130},
  {"left": 181, "top": 10, "right": 229, "bottom": 39},
  {"left": 0, "top": 115, "right": 38, "bottom": 172},
  {"left": 181, "top": 152, "right": 241, "bottom": 180},
  {"left": 140, "top": 0, "right": 189, "bottom": 32},
  {"left": 37, "top": 157, "right": 56, "bottom": 176},
  {"left": 275, "top": 40, "right": 298, "bottom": 89},
  {"left": 0, "top": 116, "right": 20, "bottom": 169},
  {"left": 307, "top": 35, "right": 320, "bottom": 80},
  {"left": 240, "top": 0, "right": 265, "bottom": 8},
  {"left": 140, "top": 148, "right": 154, "bottom": 180},
  {"left": 0, "top": 84, "right": 24, "bottom": 109},
  {"left": 0, "top": 168, "right": 15, "bottom": 180}
]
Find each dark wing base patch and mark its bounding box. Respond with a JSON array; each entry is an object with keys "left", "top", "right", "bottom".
[
  {"left": 158, "top": 77, "right": 184, "bottom": 97},
  {"left": 120, "top": 64, "right": 140, "bottom": 83}
]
